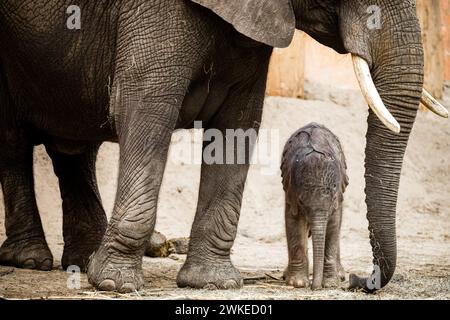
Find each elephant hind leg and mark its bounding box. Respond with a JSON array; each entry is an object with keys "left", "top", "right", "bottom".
[
  {"left": 46, "top": 144, "right": 107, "bottom": 272},
  {"left": 0, "top": 128, "right": 53, "bottom": 271}
]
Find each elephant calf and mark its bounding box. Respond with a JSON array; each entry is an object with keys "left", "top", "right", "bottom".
[{"left": 281, "top": 123, "right": 348, "bottom": 289}]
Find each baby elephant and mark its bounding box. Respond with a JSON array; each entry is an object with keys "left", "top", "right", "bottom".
[{"left": 281, "top": 123, "right": 348, "bottom": 290}]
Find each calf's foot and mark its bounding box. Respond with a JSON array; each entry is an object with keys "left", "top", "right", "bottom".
[
  {"left": 284, "top": 267, "right": 310, "bottom": 288},
  {"left": 323, "top": 260, "right": 345, "bottom": 287},
  {"left": 323, "top": 275, "right": 341, "bottom": 288}
]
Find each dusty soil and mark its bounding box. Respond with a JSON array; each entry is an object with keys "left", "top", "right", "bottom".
[{"left": 0, "top": 91, "right": 449, "bottom": 300}]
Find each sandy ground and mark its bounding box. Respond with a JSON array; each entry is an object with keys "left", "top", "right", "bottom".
[{"left": 0, "top": 89, "right": 449, "bottom": 300}]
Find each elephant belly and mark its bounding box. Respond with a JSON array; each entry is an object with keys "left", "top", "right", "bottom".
[
  {"left": 43, "top": 137, "right": 92, "bottom": 155},
  {"left": 178, "top": 78, "right": 230, "bottom": 129},
  {"left": 0, "top": 0, "right": 119, "bottom": 141},
  {"left": 4, "top": 64, "right": 116, "bottom": 142}
]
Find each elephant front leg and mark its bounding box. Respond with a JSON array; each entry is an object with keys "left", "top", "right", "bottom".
[
  {"left": 87, "top": 96, "right": 180, "bottom": 293},
  {"left": 0, "top": 129, "right": 53, "bottom": 270},
  {"left": 177, "top": 162, "right": 247, "bottom": 289},
  {"left": 323, "top": 207, "right": 344, "bottom": 288},
  {"left": 284, "top": 204, "right": 310, "bottom": 288},
  {"left": 46, "top": 144, "right": 107, "bottom": 272},
  {"left": 177, "top": 79, "right": 267, "bottom": 290}
]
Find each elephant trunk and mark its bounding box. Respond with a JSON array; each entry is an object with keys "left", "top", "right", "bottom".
[
  {"left": 346, "top": 4, "right": 424, "bottom": 291},
  {"left": 311, "top": 215, "right": 327, "bottom": 290}
]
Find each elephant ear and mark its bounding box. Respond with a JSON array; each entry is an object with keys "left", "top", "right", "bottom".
[{"left": 191, "top": 0, "right": 295, "bottom": 48}]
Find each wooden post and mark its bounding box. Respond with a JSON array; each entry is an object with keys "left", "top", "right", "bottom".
[
  {"left": 441, "top": 0, "right": 450, "bottom": 82},
  {"left": 266, "top": 31, "right": 305, "bottom": 98},
  {"left": 417, "top": 0, "right": 445, "bottom": 98}
]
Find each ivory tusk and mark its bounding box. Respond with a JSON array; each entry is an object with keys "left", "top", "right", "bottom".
[
  {"left": 352, "top": 54, "right": 401, "bottom": 134},
  {"left": 421, "top": 89, "right": 449, "bottom": 118}
]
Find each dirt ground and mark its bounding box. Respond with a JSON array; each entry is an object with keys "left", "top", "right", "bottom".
[{"left": 1, "top": 88, "right": 449, "bottom": 300}]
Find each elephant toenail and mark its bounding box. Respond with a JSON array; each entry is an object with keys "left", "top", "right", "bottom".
[
  {"left": 222, "top": 280, "right": 239, "bottom": 289},
  {"left": 119, "top": 283, "right": 136, "bottom": 294},
  {"left": 98, "top": 279, "right": 117, "bottom": 291},
  {"left": 22, "top": 259, "right": 36, "bottom": 269},
  {"left": 40, "top": 259, "right": 53, "bottom": 271},
  {"left": 203, "top": 283, "right": 219, "bottom": 290}
]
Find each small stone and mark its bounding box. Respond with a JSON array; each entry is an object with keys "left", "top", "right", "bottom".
[
  {"left": 168, "top": 238, "right": 189, "bottom": 255},
  {"left": 145, "top": 231, "right": 170, "bottom": 257}
]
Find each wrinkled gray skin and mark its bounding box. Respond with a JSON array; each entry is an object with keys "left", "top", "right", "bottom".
[
  {"left": 0, "top": 0, "right": 424, "bottom": 292},
  {"left": 281, "top": 123, "right": 348, "bottom": 290}
]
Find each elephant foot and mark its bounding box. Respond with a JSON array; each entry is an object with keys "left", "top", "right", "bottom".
[
  {"left": 323, "top": 275, "right": 341, "bottom": 288},
  {"left": 0, "top": 236, "right": 53, "bottom": 271},
  {"left": 177, "top": 258, "right": 243, "bottom": 290},
  {"left": 87, "top": 245, "right": 144, "bottom": 293},
  {"left": 322, "top": 261, "right": 345, "bottom": 288},
  {"left": 62, "top": 241, "right": 102, "bottom": 272},
  {"left": 284, "top": 267, "right": 310, "bottom": 288},
  {"left": 62, "top": 230, "right": 104, "bottom": 272}
]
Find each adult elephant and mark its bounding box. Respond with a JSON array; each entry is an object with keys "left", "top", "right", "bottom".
[{"left": 0, "top": 0, "right": 446, "bottom": 293}]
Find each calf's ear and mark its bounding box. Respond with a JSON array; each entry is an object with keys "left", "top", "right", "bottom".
[{"left": 191, "top": 0, "right": 296, "bottom": 48}]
